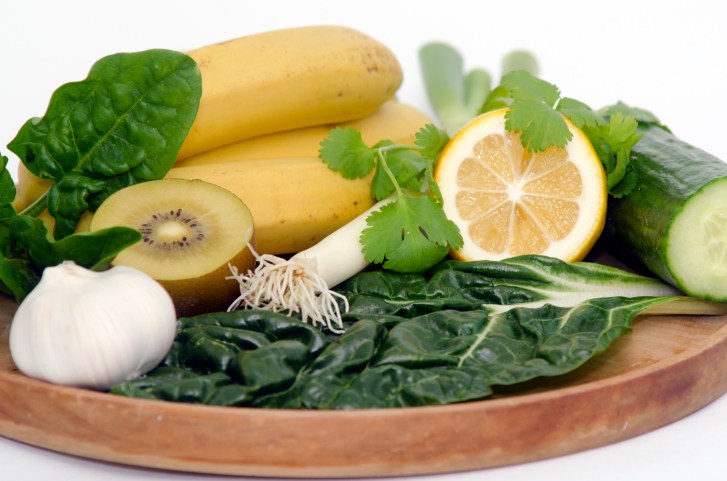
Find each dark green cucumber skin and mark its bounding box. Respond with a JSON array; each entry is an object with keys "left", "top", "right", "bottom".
[{"left": 606, "top": 125, "right": 727, "bottom": 290}]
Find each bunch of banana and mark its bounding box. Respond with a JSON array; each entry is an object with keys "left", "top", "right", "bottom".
[
  {"left": 13, "top": 26, "right": 434, "bottom": 254},
  {"left": 169, "top": 101, "right": 432, "bottom": 254}
]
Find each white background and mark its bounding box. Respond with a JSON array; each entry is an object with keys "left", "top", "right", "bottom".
[{"left": 2, "top": 0, "right": 727, "bottom": 479}]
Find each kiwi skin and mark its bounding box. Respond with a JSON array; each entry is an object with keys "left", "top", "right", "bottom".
[{"left": 161, "top": 235, "right": 255, "bottom": 317}]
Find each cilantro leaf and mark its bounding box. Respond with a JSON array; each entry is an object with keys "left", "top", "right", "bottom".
[
  {"left": 581, "top": 112, "right": 643, "bottom": 197},
  {"left": 599, "top": 101, "right": 666, "bottom": 130},
  {"left": 320, "top": 123, "right": 460, "bottom": 274},
  {"left": 505, "top": 99, "right": 572, "bottom": 151},
  {"left": 609, "top": 168, "right": 638, "bottom": 199},
  {"left": 486, "top": 71, "right": 588, "bottom": 152},
  {"left": 602, "top": 113, "right": 643, "bottom": 153},
  {"left": 556, "top": 97, "right": 604, "bottom": 130},
  {"left": 480, "top": 84, "right": 514, "bottom": 113},
  {"left": 361, "top": 196, "right": 463, "bottom": 273},
  {"left": 415, "top": 124, "right": 450, "bottom": 160},
  {"left": 370, "top": 147, "right": 428, "bottom": 200},
  {"left": 501, "top": 70, "right": 560, "bottom": 106},
  {"left": 319, "top": 127, "right": 376, "bottom": 179}
]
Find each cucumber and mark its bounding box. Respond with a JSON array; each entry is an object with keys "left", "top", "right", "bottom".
[{"left": 607, "top": 124, "right": 727, "bottom": 301}]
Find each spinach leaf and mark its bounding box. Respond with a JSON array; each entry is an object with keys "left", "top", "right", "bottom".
[
  {"left": 112, "top": 256, "right": 678, "bottom": 409},
  {"left": 0, "top": 213, "right": 140, "bottom": 302},
  {"left": 8, "top": 215, "right": 141, "bottom": 271},
  {"left": 8, "top": 49, "right": 201, "bottom": 237},
  {"left": 0, "top": 154, "right": 15, "bottom": 220}
]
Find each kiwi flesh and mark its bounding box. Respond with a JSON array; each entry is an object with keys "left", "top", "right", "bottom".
[{"left": 89, "top": 178, "right": 256, "bottom": 317}]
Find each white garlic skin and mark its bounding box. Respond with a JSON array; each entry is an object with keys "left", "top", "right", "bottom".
[{"left": 9, "top": 261, "right": 177, "bottom": 390}]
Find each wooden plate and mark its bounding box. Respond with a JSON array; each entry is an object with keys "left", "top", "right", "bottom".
[{"left": 1, "top": 293, "right": 727, "bottom": 478}]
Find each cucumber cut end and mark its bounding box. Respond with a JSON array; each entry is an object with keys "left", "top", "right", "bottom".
[{"left": 667, "top": 178, "right": 727, "bottom": 301}]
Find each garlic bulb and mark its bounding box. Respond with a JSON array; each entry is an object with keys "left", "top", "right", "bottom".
[{"left": 9, "top": 261, "right": 177, "bottom": 390}]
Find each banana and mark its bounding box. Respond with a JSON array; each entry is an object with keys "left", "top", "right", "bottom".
[
  {"left": 179, "top": 25, "right": 403, "bottom": 159},
  {"left": 169, "top": 157, "right": 371, "bottom": 255},
  {"left": 13, "top": 162, "right": 51, "bottom": 212},
  {"left": 174, "top": 101, "right": 431, "bottom": 167},
  {"left": 168, "top": 102, "right": 433, "bottom": 254}
]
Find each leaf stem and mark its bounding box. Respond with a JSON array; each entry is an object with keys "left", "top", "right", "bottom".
[
  {"left": 19, "top": 190, "right": 49, "bottom": 218},
  {"left": 377, "top": 148, "right": 403, "bottom": 197}
]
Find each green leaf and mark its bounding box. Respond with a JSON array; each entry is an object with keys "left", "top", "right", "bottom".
[
  {"left": 0, "top": 215, "right": 141, "bottom": 301},
  {"left": 583, "top": 111, "right": 643, "bottom": 197},
  {"left": 501, "top": 70, "right": 560, "bottom": 106},
  {"left": 7, "top": 49, "right": 201, "bottom": 236},
  {"left": 319, "top": 127, "right": 377, "bottom": 179},
  {"left": 11, "top": 216, "right": 141, "bottom": 271},
  {"left": 608, "top": 167, "right": 638, "bottom": 199},
  {"left": 0, "top": 254, "right": 37, "bottom": 301},
  {"left": 369, "top": 148, "right": 428, "bottom": 200},
  {"left": 599, "top": 101, "right": 666, "bottom": 130},
  {"left": 46, "top": 173, "right": 106, "bottom": 238},
  {"left": 320, "top": 119, "right": 456, "bottom": 273},
  {"left": 414, "top": 124, "right": 449, "bottom": 160},
  {"left": 505, "top": 99, "right": 572, "bottom": 151},
  {"left": 0, "top": 154, "right": 17, "bottom": 220},
  {"left": 360, "top": 196, "right": 463, "bottom": 273},
  {"left": 113, "top": 256, "right": 684, "bottom": 409},
  {"left": 480, "top": 84, "right": 514, "bottom": 113},
  {"left": 556, "top": 97, "right": 604, "bottom": 129},
  {"left": 601, "top": 113, "right": 642, "bottom": 151}
]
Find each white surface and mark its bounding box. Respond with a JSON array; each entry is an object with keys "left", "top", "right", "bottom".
[{"left": 2, "top": 0, "right": 727, "bottom": 479}]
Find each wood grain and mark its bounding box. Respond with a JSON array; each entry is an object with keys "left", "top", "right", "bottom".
[{"left": 1, "top": 293, "right": 727, "bottom": 478}]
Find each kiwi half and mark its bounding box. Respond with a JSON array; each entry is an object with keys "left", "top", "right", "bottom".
[{"left": 90, "top": 178, "right": 256, "bottom": 317}]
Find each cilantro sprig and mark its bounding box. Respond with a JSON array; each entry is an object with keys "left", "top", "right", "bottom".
[
  {"left": 418, "top": 42, "right": 653, "bottom": 199},
  {"left": 479, "top": 70, "right": 643, "bottom": 197},
  {"left": 319, "top": 125, "right": 462, "bottom": 273}
]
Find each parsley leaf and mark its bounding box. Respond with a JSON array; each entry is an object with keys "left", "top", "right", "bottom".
[
  {"left": 361, "top": 195, "right": 462, "bottom": 272},
  {"left": 320, "top": 124, "right": 462, "bottom": 273}
]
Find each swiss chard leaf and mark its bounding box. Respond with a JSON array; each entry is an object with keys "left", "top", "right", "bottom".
[
  {"left": 8, "top": 49, "right": 201, "bottom": 238},
  {"left": 112, "top": 256, "right": 679, "bottom": 409}
]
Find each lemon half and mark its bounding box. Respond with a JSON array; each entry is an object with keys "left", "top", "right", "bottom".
[{"left": 434, "top": 108, "right": 607, "bottom": 262}]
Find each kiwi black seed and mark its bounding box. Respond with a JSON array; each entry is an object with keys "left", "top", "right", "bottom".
[{"left": 139, "top": 209, "right": 205, "bottom": 249}]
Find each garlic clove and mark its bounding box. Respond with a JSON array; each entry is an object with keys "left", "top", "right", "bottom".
[{"left": 9, "top": 261, "right": 177, "bottom": 390}]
